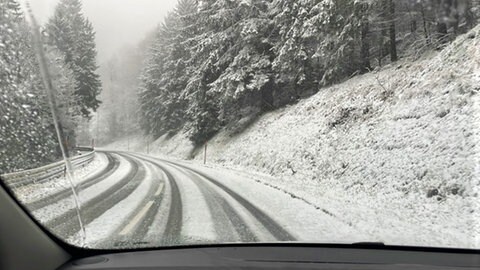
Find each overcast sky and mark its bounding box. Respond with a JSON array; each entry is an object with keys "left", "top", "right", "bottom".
[{"left": 19, "top": 0, "right": 178, "bottom": 63}]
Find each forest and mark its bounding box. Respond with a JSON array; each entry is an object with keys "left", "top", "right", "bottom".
[
  {"left": 137, "top": 0, "right": 479, "bottom": 145},
  {"left": 0, "top": 0, "right": 101, "bottom": 172},
  {"left": 1, "top": 0, "right": 480, "bottom": 172}
]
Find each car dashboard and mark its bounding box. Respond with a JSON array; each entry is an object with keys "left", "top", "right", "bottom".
[{"left": 60, "top": 245, "right": 480, "bottom": 270}]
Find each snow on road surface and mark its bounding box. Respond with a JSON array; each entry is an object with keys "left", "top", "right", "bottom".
[
  {"left": 164, "top": 159, "right": 371, "bottom": 244},
  {"left": 33, "top": 153, "right": 131, "bottom": 224},
  {"left": 114, "top": 153, "right": 368, "bottom": 244},
  {"left": 160, "top": 162, "right": 217, "bottom": 242},
  {"left": 69, "top": 160, "right": 156, "bottom": 246},
  {"left": 58, "top": 151, "right": 366, "bottom": 246}
]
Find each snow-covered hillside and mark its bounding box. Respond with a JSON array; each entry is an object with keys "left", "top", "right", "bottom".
[{"left": 105, "top": 26, "right": 480, "bottom": 248}]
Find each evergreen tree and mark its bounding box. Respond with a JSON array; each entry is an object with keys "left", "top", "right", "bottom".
[
  {"left": 183, "top": 0, "right": 274, "bottom": 143},
  {"left": 136, "top": 0, "right": 479, "bottom": 147},
  {"left": 209, "top": 0, "right": 274, "bottom": 120},
  {"left": 269, "top": 0, "right": 327, "bottom": 103},
  {"left": 46, "top": 0, "right": 101, "bottom": 119},
  {"left": 0, "top": 0, "right": 77, "bottom": 173},
  {"left": 139, "top": 0, "right": 198, "bottom": 138}
]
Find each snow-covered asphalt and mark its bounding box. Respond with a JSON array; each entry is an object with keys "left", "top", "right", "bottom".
[{"left": 28, "top": 150, "right": 366, "bottom": 248}]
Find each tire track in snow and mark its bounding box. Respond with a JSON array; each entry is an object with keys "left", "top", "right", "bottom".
[
  {"left": 27, "top": 152, "right": 117, "bottom": 211},
  {"left": 46, "top": 153, "right": 143, "bottom": 239},
  {"left": 158, "top": 158, "right": 296, "bottom": 241},
  {"left": 166, "top": 163, "right": 259, "bottom": 242},
  {"left": 76, "top": 160, "right": 159, "bottom": 248},
  {"left": 122, "top": 181, "right": 164, "bottom": 244},
  {"left": 109, "top": 156, "right": 166, "bottom": 247},
  {"left": 131, "top": 153, "right": 295, "bottom": 242},
  {"left": 127, "top": 155, "right": 183, "bottom": 245}
]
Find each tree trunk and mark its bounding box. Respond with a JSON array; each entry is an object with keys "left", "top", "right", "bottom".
[
  {"left": 436, "top": 21, "right": 448, "bottom": 41},
  {"left": 387, "top": 0, "right": 398, "bottom": 62},
  {"left": 435, "top": 0, "right": 452, "bottom": 44},
  {"left": 465, "top": 0, "right": 475, "bottom": 28},
  {"left": 360, "top": 11, "right": 371, "bottom": 73},
  {"left": 411, "top": 18, "right": 418, "bottom": 33},
  {"left": 452, "top": 0, "right": 459, "bottom": 35},
  {"left": 261, "top": 80, "right": 274, "bottom": 111},
  {"left": 406, "top": 3, "right": 417, "bottom": 34},
  {"left": 420, "top": 1, "right": 431, "bottom": 45},
  {"left": 58, "top": 123, "right": 71, "bottom": 158}
]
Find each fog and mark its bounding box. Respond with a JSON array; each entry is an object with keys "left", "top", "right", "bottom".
[{"left": 19, "top": 0, "right": 178, "bottom": 63}]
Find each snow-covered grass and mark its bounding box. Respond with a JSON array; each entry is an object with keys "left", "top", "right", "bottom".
[{"left": 104, "top": 26, "right": 480, "bottom": 249}]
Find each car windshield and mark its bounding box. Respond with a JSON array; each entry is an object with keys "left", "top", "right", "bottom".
[{"left": 0, "top": 0, "right": 479, "bottom": 250}]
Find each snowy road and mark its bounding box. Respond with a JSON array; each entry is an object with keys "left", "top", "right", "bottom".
[{"left": 27, "top": 150, "right": 364, "bottom": 248}]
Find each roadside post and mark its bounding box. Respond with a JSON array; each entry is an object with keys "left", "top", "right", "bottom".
[{"left": 204, "top": 142, "right": 208, "bottom": 165}]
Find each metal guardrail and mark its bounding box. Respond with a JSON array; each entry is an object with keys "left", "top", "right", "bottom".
[{"left": 1, "top": 151, "right": 96, "bottom": 188}]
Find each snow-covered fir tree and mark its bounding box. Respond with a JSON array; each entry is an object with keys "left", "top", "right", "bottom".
[
  {"left": 0, "top": 0, "right": 79, "bottom": 173},
  {"left": 137, "top": 0, "right": 479, "bottom": 146},
  {"left": 46, "top": 0, "right": 101, "bottom": 119}
]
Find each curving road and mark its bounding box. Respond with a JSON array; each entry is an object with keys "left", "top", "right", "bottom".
[
  {"left": 21, "top": 150, "right": 310, "bottom": 248},
  {"left": 12, "top": 148, "right": 473, "bottom": 249}
]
